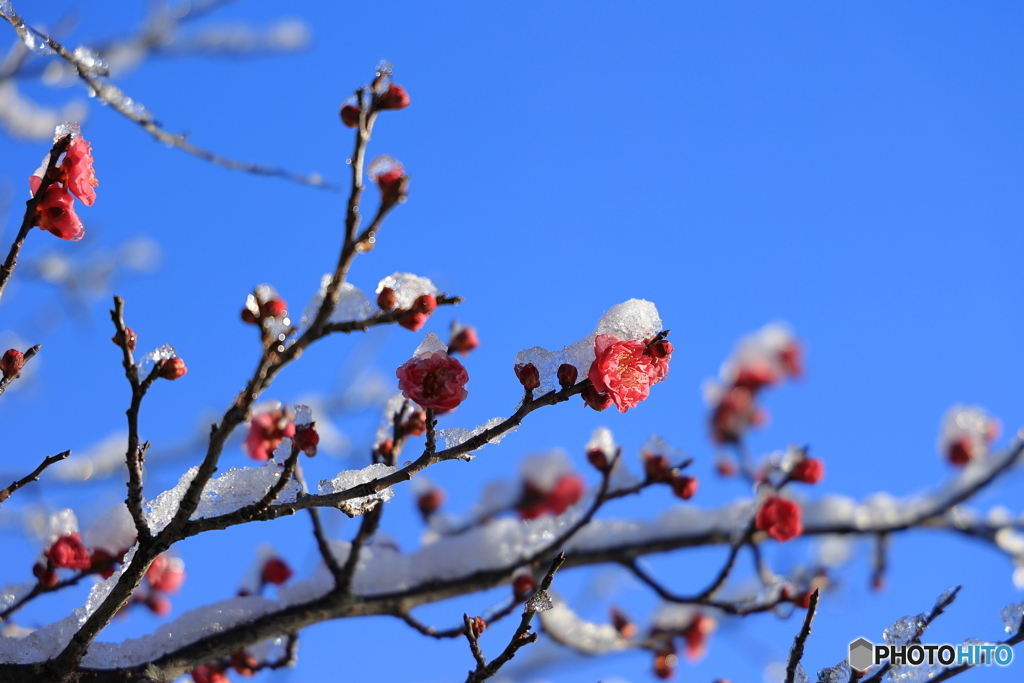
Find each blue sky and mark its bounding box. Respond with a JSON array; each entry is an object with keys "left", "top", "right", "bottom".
[{"left": 1, "top": 2, "right": 1023, "bottom": 682}]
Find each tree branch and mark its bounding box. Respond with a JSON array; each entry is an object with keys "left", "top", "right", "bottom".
[{"left": 0, "top": 449, "right": 70, "bottom": 505}]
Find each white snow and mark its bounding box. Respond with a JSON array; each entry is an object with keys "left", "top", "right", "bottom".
[
  {"left": 318, "top": 463, "right": 398, "bottom": 517},
  {"left": 538, "top": 596, "right": 627, "bottom": 654},
  {"left": 376, "top": 272, "right": 440, "bottom": 310},
  {"left": 437, "top": 417, "right": 515, "bottom": 454}
]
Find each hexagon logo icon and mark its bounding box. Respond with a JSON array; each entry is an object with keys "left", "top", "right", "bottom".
[{"left": 849, "top": 637, "right": 874, "bottom": 672}]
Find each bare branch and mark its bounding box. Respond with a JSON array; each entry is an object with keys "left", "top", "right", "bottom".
[
  {"left": 785, "top": 588, "right": 819, "bottom": 683},
  {"left": 0, "top": 449, "right": 70, "bottom": 505}
]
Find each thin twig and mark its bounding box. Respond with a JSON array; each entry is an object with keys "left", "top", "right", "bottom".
[
  {"left": 784, "top": 588, "right": 819, "bottom": 683},
  {"left": 294, "top": 464, "right": 345, "bottom": 583},
  {"left": 0, "top": 568, "right": 90, "bottom": 622},
  {"left": 337, "top": 505, "right": 383, "bottom": 594},
  {"left": 0, "top": 450, "right": 70, "bottom": 505},
  {"left": 462, "top": 613, "right": 488, "bottom": 671}
]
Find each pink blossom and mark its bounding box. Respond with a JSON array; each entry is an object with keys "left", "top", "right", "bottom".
[
  {"left": 588, "top": 334, "right": 654, "bottom": 413},
  {"left": 244, "top": 409, "right": 296, "bottom": 461},
  {"left": 29, "top": 177, "right": 84, "bottom": 241},
  {"left": 396, "top": 351, "right": 469, "bottom": 413},
  {"left": 146, "top": 554, "right": 186, "bottom": 593},
  {"left": 61, "top": 136, "right": 99, "bottom": 206}
]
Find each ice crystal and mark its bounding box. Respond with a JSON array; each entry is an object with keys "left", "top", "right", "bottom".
[
  {"left": 526, "top": 589, "right": 553, "bottom": 613},
  {"left": 20, "top": 26, "right": 55, "bottom": 55},
  {"left": 53, "top": 121, "right": 80, "bottom": 140},
  {"left": 318, "top": 463, "right": 398, "bottom": 517},
  {"left": 437, "top": 417, "right": 514, "bottom": 453},
  {"left": 815, "top": 661, "right": 851, "bottom": 683},
  {"left": 300, "top": 275, "right": 373, "bottom": 329},
  {"left": 883, "top": 614, "right": 924, "bottom": 646},
  {"left": 1000, "top": 599, "right": 1024, "bottom": 635},
  {"left": 135, "top": 343, "right": 177, "bottom": 376}
]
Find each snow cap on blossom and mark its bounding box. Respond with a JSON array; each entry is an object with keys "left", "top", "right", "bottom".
[
  {"left": 585, "top": 426, "right": 617, "bottom": 471},
  {"left": 244, "top": 406, "right": 296, "bottom": 461},
  {"left": 376, "top": 273, "right": 441, "bottom": 311},
  {"left": 755, "top": 495, "right": 803, "bottom": 542},
  {"left": 1, "top": 349, "right": 24, "bottom": 379},
  {"left": 937, "top": 405, "right": 1000, "bottom": 467},
  {"left": 396, "top": 334, "right": 469, "bottom": 413}
]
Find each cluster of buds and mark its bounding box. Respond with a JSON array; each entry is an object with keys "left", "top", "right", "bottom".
[
  {"left": 937, "top": 405, "right": 1001, "bottom": 467},
  {"left": 584, "top": 333, "right": 673, "bottom": 413},
  {"left": 240, "top": 284, "right": 290, "bottom": 338},
  {"left": 33, "top": 534, "right": 132, "bottom": 588},
  {"left": 706, "top": 323, "right": 802, "bottom": 444},
  {"left": 781, "top": 570, "right": 830, "bottom": 608},
  {"left": 648, "top": 611, "right": 718, "bottom": 678},
  {"left": 28, "top": 127, "right": 98, "bottom": 242},
  {"left": 117, "top": 553, "right": 186, "bottom": 617},
  {"left": 244, "top": 407, "right": 296, "bottom": 461},
  {"left": 378, "top": 287, "right": 440, "bottom": 332},
  {"left": 1, "top": 349, "right": 24, "bottom": 380},
  {"left": 339, "top": 73, "right": 410, "bottom": 129},
  {"left": 640, "top": 438, "right": 698, "bottom": 501},
  {"left": 515, "top": 452, "right": 585, "bottom": 519}
]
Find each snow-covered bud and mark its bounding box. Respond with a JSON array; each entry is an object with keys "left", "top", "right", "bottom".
[
  {"left": 377, "top": 286, "right": 397, "bottom": 311},
  {"left": 514, "top": 363, "right": 540, "bottom": 390},
  {"left": 111, "top": 328, "right": 137, "bottom": 352},
  {"left": 790, "top": 457, "right": 824, "bottom": 484},
  {"left": 416, "top": 487, "right": 445, "bottom": 518},
  {"left": 412, "top": 294, "right": 437, "bottom": 314},
  {"left": 610, "top": 607, "right": 637, "bottom": 639},
  {"left": 448, "top": 326, "right": 479, "bottom": 356},
  {"left": 948, "top": 435, "right": 973, "bottom": 466},
  {"left": 378, "top": 84, "right": 410, "bottom": 110},
  {"left": 581, "top": 385, "right": 612, "bottom": 411},
  {"left": 340, "top": 104, "right": 360, "bottom": 128},
  {"left": 1, "top": 349, "right": 24, "bottom": 379},
  {"left": 294, "top": 423, "right": 320, "bottom": 457},
  {"left": 643, "top": 454, "right": 672, "bottom": 483},
  {"left": 586, "top": 448, "right": 608, "bottom": 472},
  {"left": 157, "top": 357, "right": 187, "bottom": 380},
  {"left": 513, "top": 573, "right": 535, "bottom": 600},
  {"left": 671, "top": 475, "right": 698, "bottom": 500},
  {"left": 376, "top": 167, "right": 408, "bottom": 205},
  {"left": 261, "top": 557, "right": 293, "bottom": 585},
  {"left": 556, "top": 363, "right": 578, "bottom": 389},
  {"left": 469, "top": 615, "right": 486, "bottom": 639}
]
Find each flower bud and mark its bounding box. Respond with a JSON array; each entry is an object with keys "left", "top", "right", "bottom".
[
  {"left": 448, "top": 326, "right": 479, "bottom": 356},
  {"left": 671, "top": 475, "right": 698, "bottom": 500},
  {"left": 378, "top": 84, "right": 410, "bottom": 110},
  {"left": 33, "top": 562, "right": 58, "bottom": 588},
  {"left": 581, "top": 384, "right": 612, "bottom": 411},
  {"left": 340, "top": 104, "right": 360, "bottom": 128},
  {"left": 377, "top": 287, "right": 397, "bottom": 311},
  {"left": 412, "top": 294, "right": 437, "bottom": 314},
  {"left": 647, "top": 339, "right": 673, "bottom": 359},
  {"left": 556, "top": 363, "right": 578, "bottom": 389},
  {"left": 260, "top": 298, "right": 287, "bottom": 318},
  {"left": 1, "top": 349, "right": 24, "bottom": 380},
  {"left": 643, "top": 454, "right": 672, "bottom": 482},
  {"left": 653, "top": 649, "right": 678, "bottom": 679},
  {"left": 241, "top": 307, "right": 258, "bottom": 324},
  {"left": 111, "top": 328, "right": 137, "bottom": 352},
  {"left": 402, "top": 410, "right": 427, "bottom": 436},
  {"left": 514, "top": 363, "right": 540, "bottom": 390},
  {"left": 46, "top": 533, "right": 91, "bottom": 569},
  {"left": 376, "top": 168, "right": 408, "bottom": 205},
  {"left": 947, "top": 435, "right": 973, "bottom": 466},
  {"left": 294, "top": 423, "right": 320, "bottom": 457},
  {"left": 586, "top": 448, "right": 608, "bottom": 472},
  {"left": 417, "top": 488, "right": 445, "bottom": 518},
  {"left": 398, "top": 311, "right": 429, "bottom": 332},
  {"left": 512, "top": 573, "right": 535, "bottom": 600},
  {"left": 789, "top": 457, "right": 824, "bottom": 484},
  {"left": 157, "top": 357, "right": 187, "bottom": 380},
  {"left": 610, "top": 607, "right": 637, "bottom": 639},
  {"left": 469, "top": 615, "right": 486, "bottom": 639},
  {"left": 231, "top": 650, "right": 258, "bottom": 677},
  {"left": 261, "top": 557, "right": 293, "bottom": 586},
  {"left": 145, "top": 592, "right": 172, "bottom": 617}
]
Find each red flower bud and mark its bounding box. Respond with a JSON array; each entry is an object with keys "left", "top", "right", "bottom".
[
  {"left": 378, "top": 84, "right": 410, "bottom": 110},
  {"left": 294, "top": 423, "right": 320, "bottom": 457},
  {"left": 556, "top": 363, "right": 578, "bottom": 389},
  {"left": 755, "top": 496, "right": 802, "bottom": 542},
  {"left": 376, "top": 167, "right": 408, "bottom": 205},
  {"left": 398, "top": 311, "right": 429, "bottom": 332},
  {"left": 653, "top": 649, "right": 678, "bottom": 679},
  {"left": 412, "top": 294, "right": 437, "bottom": 314},
  {"left": 340, "top": 104, "right": 360, "bottom": 128},
  {"left": 581, "top": 384, "right": 612, "bottom": 412},
  {"left": 377, "top": 287, "right": 397, "bottom": 311},
  {"left": 586, "top": 448, "right": 608, "bottom": 472},
  {"left": 33, "top": 562, "right": 58, "bottom": 587},
  {"left": 1, "top": 349, "right": 24, "bottom": 379},
  {"left": 448, "top": 327, "right": 479, "bottom": 356},
  {"left": 146, "top": 592, "right": 172, "bottom": 617},
  {"left": 417, "top": 488, "right": 446, "bottom": 518},
  {"left": 671, "top": 475, "right": 698, "bottom": 500},
  {"left": 89, "top": 549, "right": 118, "bottom": 579},
  {"left": 231, "top": 650, "right": 258, "bottom": 676},
  {"left": 111, "top": 328, "right": 137, "bottom": 352},
  {"left": 402, "top": 410, "right": 427, "bottom": 436},
  {"left": 46, "top": 533, "right": 91, "bottom": 570},
  {"left": 514, "top": 363, "right": 540, "bottom": 390},
  {"left": 376, "top": 439, "right": 394, "bottom": 460},
  {"left": 260, "top": 298, "right": 287, "bottom": 318},
  {"left": 647, "top": 339, "right": 673, "bottom": 359},
  {"left": 261, "top": 557, "right": 293, "bottom": 585},
  {"left": 469, "top": 615, "right": 486, "bottom": 639},
  {"left": 947, "top": 435, "right": 973, "bottom": 466},
  {"left": 790, "top": 457, "right": 824, "bottom": 484},
  {"left": 147, "top": 554, "right": 186, "bottom": 593},
  {"left": 610, "top": 607, "right": 637, "bottom": 639},
  {"left": 191, "top": 663, "right": 229, "bottom": 683},
  {"left": 643, "top": 454, "right": 672, "bottom": 483},
  {"left": 512, "top": 573, "right": 535, "bottom": 600},
  {"left": 157, "top": 357, "right": 187, "bottom": 380},
  {"left": 546, "top": 474, "right": 584, "bottom": 514}
]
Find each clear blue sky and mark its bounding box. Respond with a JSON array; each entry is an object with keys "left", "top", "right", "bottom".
[{"left": 1, "top": 2, "right": 1023, "bottom": 682}]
